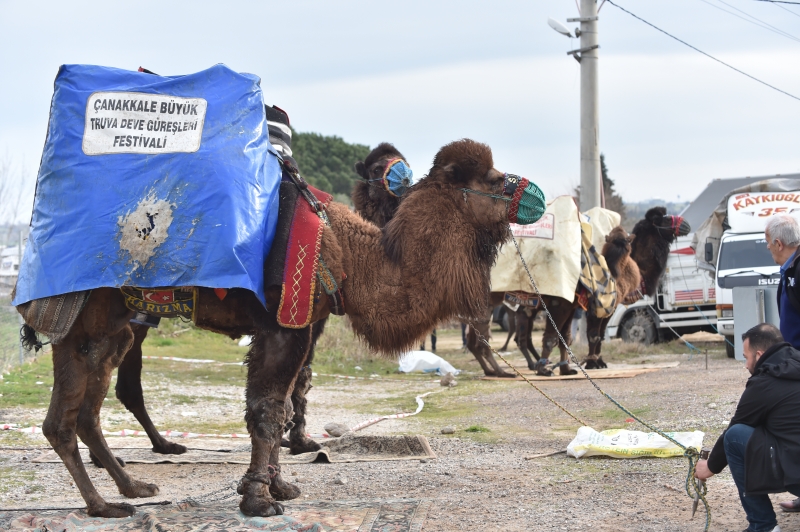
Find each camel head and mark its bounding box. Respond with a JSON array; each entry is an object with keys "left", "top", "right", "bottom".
[
  {"left": 629, "top": 206, "right": 691, "bottom": 297},
  {"left": 635, "top": 206, "right": 691, "bottom": 244},
  {"left": 383, "top": 139, "right": 513, "bottom": 263},
  {"left": 352, "top": 143, "right": 409, "bottom": 228},
  {"left": 602, "top": 226, "right": 635, "bottom": 278}
]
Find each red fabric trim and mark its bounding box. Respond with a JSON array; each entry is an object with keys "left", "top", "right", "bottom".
[
  {"left": 507, "top": 178, "right": 529, "bottom": 224},
  {"left": 278, "top": 187, "right": 333, "bottom": 328}
]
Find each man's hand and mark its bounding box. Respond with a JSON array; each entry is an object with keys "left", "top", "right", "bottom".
[{"left": 695, "top": 459, "right": 714, "bottom": 481}]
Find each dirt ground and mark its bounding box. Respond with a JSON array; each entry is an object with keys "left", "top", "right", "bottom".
[{"left": 1, "top": 327, "right": 799, "bottom": 531}]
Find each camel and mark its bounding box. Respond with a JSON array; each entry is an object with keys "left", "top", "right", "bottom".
[
  {"left": 89, "top": 142, "right": 408, "bottom": 466},
  {"left": 584, "top": 207, "right": 690, "bottom": 368},
  {"left": 497, "top": 207, "right": 690, "bottom": 373},
  {"left": 22, "top": 139, "right": 523, "bottom": 518}
]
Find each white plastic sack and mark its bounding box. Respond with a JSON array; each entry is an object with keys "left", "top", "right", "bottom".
[
  {"left": 567, "top": 426, "right": 704, "bottom": 459},
  {"left": 398, "top": 351, "right": 460, "bottom": 376}
]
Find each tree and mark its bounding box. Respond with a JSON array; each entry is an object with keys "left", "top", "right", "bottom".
[
  {"left": 600, "top": 153, "right": 625, "bottom": 219},
  {"left": 291, "top": 130, "right": 371, "bottom": 202}
]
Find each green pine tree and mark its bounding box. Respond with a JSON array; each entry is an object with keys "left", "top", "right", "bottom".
[{"left": 291, "top": 130, "right": 371, "bottom": 203}]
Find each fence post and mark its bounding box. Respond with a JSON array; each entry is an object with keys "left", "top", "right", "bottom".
[{"left": 18, "top": 234, "right": 23, "bottom": 366}]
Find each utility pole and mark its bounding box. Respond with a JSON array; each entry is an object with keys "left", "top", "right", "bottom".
[{"left": 568, "top": 0, "right": 601, "bottom": 211}]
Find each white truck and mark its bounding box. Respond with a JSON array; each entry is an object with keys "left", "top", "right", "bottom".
[
  {"left": 703, "top": 189, "right": 800, "bottom": 357},
  {"left": 605, "top": 234, "right": 717, "bottom": 344}
]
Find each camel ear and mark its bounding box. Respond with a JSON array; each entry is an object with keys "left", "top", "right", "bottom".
[
  {"left": 605, "top": 234, "right": 612, "bottom": 243},
  {"left": 439, "top": 162, "right": 468, "bottom": 185},
  {"left": 354, "top": 161, "right": 368, "bottom": 180},
  {"left": 627, "top": 234, "right": 636, "bottom": 244},
  {"left": 645, "top": 206, "right": 666, "bottom": 223}
]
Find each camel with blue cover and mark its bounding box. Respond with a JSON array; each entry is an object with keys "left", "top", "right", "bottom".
[{"left": 23, "top": 139, "right": 534, "bottom": 518}]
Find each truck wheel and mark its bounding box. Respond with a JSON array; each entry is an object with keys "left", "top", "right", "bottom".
[
  {"left": 620, "top": 310, "right": 657, "bottom": 345},
  {"left": 725, "top": 337, "right": 735, "bottom": 358}
]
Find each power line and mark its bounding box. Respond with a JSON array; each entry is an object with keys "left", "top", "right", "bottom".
[
  {"left": 768, "top": 2, "right": 800, "bottom": 17},
  {"left": 753, "top": 0, "right": 800, "bottom": 4},
  {"left": 698, "top": 0, "right": 800, "bottom": 42},
  {"left": 605, "top": 0, "right": 800, "bottom": 103}
]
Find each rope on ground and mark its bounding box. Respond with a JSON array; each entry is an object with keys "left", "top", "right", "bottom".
[
  {"left": 2, "top": 389, "right": 444, "bottom": 440},
  {"left": 497, "top": 232, "right": 711, "bottom": 531},
  {"left": 470, "top": 332, "right": 587, "bottom": 427}
]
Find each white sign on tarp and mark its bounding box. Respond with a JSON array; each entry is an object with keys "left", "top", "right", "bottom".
[
  {"left": 83, "top": 92, "right": 207, "bottom": 155},
  {"left": 726, "top": 191, "right": 800, "bottom": 233},
  {"left": 510, "top": 213, "right": 555, "bottom": 239}
]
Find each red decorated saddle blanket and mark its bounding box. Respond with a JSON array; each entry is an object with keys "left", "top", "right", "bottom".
[{"left": 277, "top": 185, "right": 334, "bottom": 328}]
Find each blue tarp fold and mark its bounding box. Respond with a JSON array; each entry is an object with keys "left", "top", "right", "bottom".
[{"left": 14, "top": 64, "right": 280, "bottom": 306}]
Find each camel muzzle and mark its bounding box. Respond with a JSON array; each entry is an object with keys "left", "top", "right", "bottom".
[
  {"left": 460, "top": 173, "right": 546, "bottom": 226},
  {"left": 664, "top": 215, "right": 691, "bottom": 237},
  {"left": 369, "top": 158, "right": 413, "bottom": 197}
]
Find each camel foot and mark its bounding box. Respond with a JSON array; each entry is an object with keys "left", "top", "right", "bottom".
[
  {"left": 289, "top": 437, "right": 322, "bottom": 455},
  {"left": 152, "top": 440, "right": 187, "bottom": 455},
  {"left": 118, "top": 479, "right": 159, "bottom": 499},
  {"left": 86, "top": 501, "right": 136, "bottom": 518},
  {"left": 88, "top": 450, "right": 126, "bottom": 469},
  {"left": 269, "top": 476, "right": 302, "bottom": 501},
  {"left": 486, "top": 369, "right": 515, "bottom": 378},
  {"left": 559, "top": 366, "right": 578, "bottom": 376},
  {"left": 238, "top": 478, "right": 284, "bottom": 517},
  {"left": 535, "top": 360, "right": 553, "bottom": 377},
  {"left": 583, "top": 357, "right": 607, "bottom": 370}
]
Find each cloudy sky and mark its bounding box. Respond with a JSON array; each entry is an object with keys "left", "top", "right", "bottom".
[{"left": 1, "top": 0, "right": 799, "bottom": 220}]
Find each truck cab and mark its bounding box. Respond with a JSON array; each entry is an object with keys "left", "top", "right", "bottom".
[{"left": 715, "top": 233, "right": 779, "bottom": 357}]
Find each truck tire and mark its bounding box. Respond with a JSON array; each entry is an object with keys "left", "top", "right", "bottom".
[
  {"left": 620, "top": 310, "right": 658, "bottom": 345},
  {"left": 725, "top": 337, "right": 735, "bottom": 358}
]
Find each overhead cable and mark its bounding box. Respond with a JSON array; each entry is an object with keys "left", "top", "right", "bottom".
[
  {"left": 753, "top": 0, "right": 800, "bottom": 5},
  {"left": 605, "top": 0, "right": 800, "bottom": 103},
  {"left": 699, "top": 0, "right": 800, "bottom": 42}
]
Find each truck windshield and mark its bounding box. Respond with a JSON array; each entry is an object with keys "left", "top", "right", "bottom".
[{"left": 718, "top": 239, "right": 775, "bottom": 270}]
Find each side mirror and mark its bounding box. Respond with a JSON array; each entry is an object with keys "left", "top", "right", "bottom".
[{"left": 704, "top": 242, "right": 714, "bottom": 263}]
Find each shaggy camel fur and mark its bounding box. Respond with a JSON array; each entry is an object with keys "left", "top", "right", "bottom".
[
  {"left": 501, "top": 208, "right": 690, "bottom": 373},
  {"left": 29, "top": 139, "right": 514, "bottom": 518},
  {"left": 97, "top": 144, "right": 407, "bottom": 465}
]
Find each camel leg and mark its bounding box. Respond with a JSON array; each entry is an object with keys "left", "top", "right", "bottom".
[
  {"left": 239, "top": 320, "right": 310, "bottom": 516},
  {"left": 584, "top": 315, "right": 610, "bottom": 369},
  {"left": 284, "top": 319, "right": 325, "bottom": 455},
  {"left": 514, "top": 310, "right": 539, "bottom": 371},
  {"left": 43, "top": 288, "right": 152, "bottom": 518},
  {"left": 556, "top": 306, "right": 578, "bottom": 375},
  {"left": 499, "top": 311, "right": 516, "bottom": 351},
  {"left": 526, "top": 308, "right": 542, "bottom": 357},
  {"left": 89, "top": 324, "right": 186, "bottom": 469},
  {"left": 467, "top": 321, "right": 514, "bottom": 378},
  {"left": 76, "top": 328, "right": 159, "bottom": 500}
]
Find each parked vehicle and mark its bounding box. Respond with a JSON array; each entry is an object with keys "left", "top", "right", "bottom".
[
  {"left": 605, "top": 234, "right": 717, "bottom": 345},
  {"left": 705, "top": 189, "right": 800, "bottom": 357}
]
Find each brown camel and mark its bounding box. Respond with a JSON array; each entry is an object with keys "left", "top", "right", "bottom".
[
  {"left": 23, "top": 139, "right": 521, "bottom": 518},
  {"left": 93, "top": 142, "right": 408, "bottom": 466},
  {"left": 500, "top": 208, "right": 690, "bottom": 373},
  {"left": 579, "top": 206, "right": 691, "bottom": 368}
]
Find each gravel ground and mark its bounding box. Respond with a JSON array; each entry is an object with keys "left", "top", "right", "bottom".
[{"left": 2, "top": 343, "right": 800, "bottom": 531}]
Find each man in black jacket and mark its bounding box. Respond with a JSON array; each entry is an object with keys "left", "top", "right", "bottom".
[{"left": 695, "top": 323, "right": 800, "bottom": 532}]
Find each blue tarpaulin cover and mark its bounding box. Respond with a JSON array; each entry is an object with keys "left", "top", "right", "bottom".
[{"left": 13, "top": 64, "right": 280, "bottom": 306}]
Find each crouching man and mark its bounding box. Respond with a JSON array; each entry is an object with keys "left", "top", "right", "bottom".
[{"left": 695, "top": 323, "right": 800, "bottom": 532}]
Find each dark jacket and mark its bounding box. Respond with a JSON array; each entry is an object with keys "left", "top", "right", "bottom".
[
  {"left": 777, "top": 250, "right": 800, "bottom": 316},
  {"left": 707, "top": 342, "right": 800, "bottom": 494}
]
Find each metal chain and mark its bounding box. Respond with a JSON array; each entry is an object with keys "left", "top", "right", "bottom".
[
  {"left": 470, "top": 326, "right": 587, "bottom": 426},
  {"left": 504, "top": 231, "right": 711, "bottom": 531}
]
